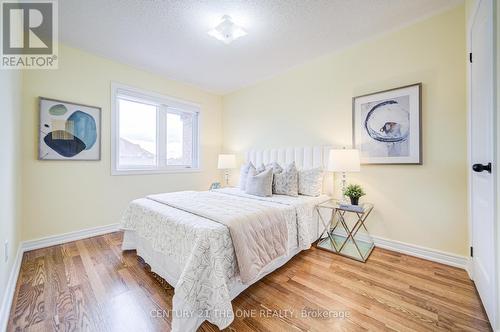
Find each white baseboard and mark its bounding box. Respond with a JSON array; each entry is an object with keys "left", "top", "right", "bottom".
[
  {"left": 372, "top": 235, "right": 471, "bottom": 272},
  {"left": 22, "top": 223, "right": 120, "bottom": 252},
  {"left": 0, "top": 223, "right": 120, "bottom": 331},
  {"left": 0, "top": 245, "right": 23, "bottom": 332},
  {"left": 329, "top": 229, "right": 470, "bottom": 273}
]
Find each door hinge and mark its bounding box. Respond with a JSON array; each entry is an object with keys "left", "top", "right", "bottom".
[
  {"left": 470, "top": 246, "right": 473, "bottom": 257},
  {"left": 469, "top": 52, "right": 472, "bottom": 63}
]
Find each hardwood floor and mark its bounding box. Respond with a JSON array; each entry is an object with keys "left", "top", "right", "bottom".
[{"left": 7, "top": 232, "right": 491, "bottom": 331}]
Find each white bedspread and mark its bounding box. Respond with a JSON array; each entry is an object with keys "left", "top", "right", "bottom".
[
  {"left": 147, "top": 191, "right": 290, "bottom": 284},
  {"left": 120, "top": 188, "right": 328, "bottom": 330}
]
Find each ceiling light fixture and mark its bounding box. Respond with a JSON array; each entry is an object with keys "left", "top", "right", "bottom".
[{"left": 208, "top": 15, "right": 247, "bottom": 44}]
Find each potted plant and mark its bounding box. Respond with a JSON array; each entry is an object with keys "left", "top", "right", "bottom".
[{"left": 343, "top": 184, "right": 365, "bottom": 205}]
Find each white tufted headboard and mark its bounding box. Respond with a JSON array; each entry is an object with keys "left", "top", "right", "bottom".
[
  {"left": 245, "top": 146, "right": 332, "bottom": 170},
  {"left": 244, "top": 146, "right": 333, "bottom": 196}
]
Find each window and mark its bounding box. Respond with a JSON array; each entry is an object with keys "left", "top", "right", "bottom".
[{"left": 111, "top": 84, "right": 200, "bottom": 175}]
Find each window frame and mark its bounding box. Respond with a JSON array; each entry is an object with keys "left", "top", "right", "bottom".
[{"left": 111, "top": 82, "right": 201, "bottom": 175}]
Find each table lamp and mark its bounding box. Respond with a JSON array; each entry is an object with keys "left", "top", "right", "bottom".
[
  {"left": 327, "top": 149, "right": 361, "bottom": 202},
  {"left": 218, "top": 154, "right": 236, "bottom": 186}
]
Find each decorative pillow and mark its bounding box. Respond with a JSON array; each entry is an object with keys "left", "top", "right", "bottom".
[
  {"left": 239, "top": 162, "right": 255, "bottom": 190},
  {"left": 245, "top": 168, "right": 273, "bottom": 197},
  {"left": 256, "top": 163, "right": 266, "bottom": 173},
  {"left": 298, "top": 167, "right": 324, "bottom": 196},
  {"left": 273, "top": 162, "right": 298, "bottom": 197},
  {"left": 265, "top": 162, "right": 283, "bottom": 174}
]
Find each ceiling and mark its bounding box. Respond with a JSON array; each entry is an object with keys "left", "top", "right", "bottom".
[{"left": 59, "top": 0, "right": 462, "bottom": 94}]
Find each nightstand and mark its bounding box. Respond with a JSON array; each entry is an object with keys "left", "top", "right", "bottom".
[{"left": 315, "top": 199, "right": 374, "bottom": 262}]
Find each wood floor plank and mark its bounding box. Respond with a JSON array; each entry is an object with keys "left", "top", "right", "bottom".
[{"left": 7, "top": 232, "right": 492, "bottom": 331}]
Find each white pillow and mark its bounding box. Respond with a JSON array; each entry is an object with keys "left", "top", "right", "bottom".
[
  {"left": 245, "top": 168, "right": 273, "bottom": 197},
  {"left": 273, "top": 162, "right": 298, "bottom": 197},
  {"left": 298, "top": 168, "right": 324, "bottom": 196},
  {"left": 239, "top": 162, "right": 255, "bottom": 190},
  {"left": 255, "top": 163, "right": 266, "bottom": 173}
]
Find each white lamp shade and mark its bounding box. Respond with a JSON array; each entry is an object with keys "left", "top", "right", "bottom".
[
  {"left": 217, "top": 154, "right": 236, "bottom": 169},
  {"left": 327, "top": 149, "right": 360, "bottom": 172}
]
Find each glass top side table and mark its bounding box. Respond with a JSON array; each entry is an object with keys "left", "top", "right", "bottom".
[{"left": 315, "top": 199, "right": 374, "bottom": 262}]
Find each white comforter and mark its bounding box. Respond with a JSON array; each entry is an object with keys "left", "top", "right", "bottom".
[{"left": 120, "top": 188, "right": 328, "bottom": 330}]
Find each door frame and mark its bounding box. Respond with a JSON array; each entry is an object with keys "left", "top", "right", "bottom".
[{"left": 466, "top": 0, "right": 498, "bottom": 329}]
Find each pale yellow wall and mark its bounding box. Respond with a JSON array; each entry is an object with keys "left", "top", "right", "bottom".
[
  {"left": 18, "top": 5, "right": 468, "bottom": 258},
  {"left": 0, "top": 70, "right": 22, "bottom": 304},
  {"left": 222, "top": 6, "right": 468, "bottom": 256},
  {"left": 21, "top": 45, "right": 223, "bottom": 240}
]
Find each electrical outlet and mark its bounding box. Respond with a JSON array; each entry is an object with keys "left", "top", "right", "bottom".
[{"left": 4, "top": 241, "right": 8, "bottom": 263}]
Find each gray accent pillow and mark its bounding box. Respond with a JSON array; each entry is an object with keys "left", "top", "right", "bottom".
[
  {"left": 273, "top": 162, "right": 298, "bottom": 197},
  {"left": 239, "top": 162, "right": 255, "bottom": 190},
  {"left": 245, "top": 168, "right": 273, "bottom": 197},
  {"left": 266, "top": 162, "right": 283, "bottom": 174},
  {"left": 298, "top": 167, "right": 324, "bottom": 196}
]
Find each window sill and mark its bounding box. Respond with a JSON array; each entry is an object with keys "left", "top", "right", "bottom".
[{"left": 111, "top": 168, "right": 202, "bottom": 176}]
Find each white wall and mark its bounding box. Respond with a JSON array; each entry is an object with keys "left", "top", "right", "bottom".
[{"left": 0, "top": 70, "right": 22, "bottom": 318}]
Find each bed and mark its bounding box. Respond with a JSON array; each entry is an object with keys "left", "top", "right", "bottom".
[{"left": 120, "top": 146, "right": 332, "bottom": 332}]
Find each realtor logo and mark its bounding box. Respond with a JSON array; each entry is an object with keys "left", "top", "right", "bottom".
[{"left": 1, "top": 0, "right": 58, "bottom": 69}]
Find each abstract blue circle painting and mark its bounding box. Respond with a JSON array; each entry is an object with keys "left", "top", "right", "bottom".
[
  {"left": 39, "top": 98, "right": 101, "bottom": 160},
  {"left": 353, "top": 84, "right": 422, "bottom": 165}
]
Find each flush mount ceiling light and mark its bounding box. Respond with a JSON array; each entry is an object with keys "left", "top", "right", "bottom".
[{"left": 208, "top": 15, "right": 247, "bottom": 44}]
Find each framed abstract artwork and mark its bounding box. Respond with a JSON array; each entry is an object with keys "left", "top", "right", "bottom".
[
  {"left": 352, "top": 83, "right": 422, "bottom": 165},
  {"left": 39, "top": 97, "right": 101, "bottom": 160}
]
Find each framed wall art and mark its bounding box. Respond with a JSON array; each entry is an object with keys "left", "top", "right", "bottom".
[
  {"left": 39, "top": 97, "right": 101, "bottom": 160},
  {"left": 352, "top": 83, "right": 422, "bottom": 165}
]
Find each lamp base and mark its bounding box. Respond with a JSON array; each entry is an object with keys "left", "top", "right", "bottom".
[{"left": 340, "top": 172, "right": 348, "bottom": 203}]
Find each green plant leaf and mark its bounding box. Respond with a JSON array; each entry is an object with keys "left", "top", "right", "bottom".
[{"left": 343, "top": 184, "right": 366, "bottom": 198}]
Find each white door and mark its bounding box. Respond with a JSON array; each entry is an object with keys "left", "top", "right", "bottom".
[{"left": 470, "top": 0, "right": 496, "bottom": 327}]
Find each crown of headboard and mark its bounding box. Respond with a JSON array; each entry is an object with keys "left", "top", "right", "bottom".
[{"left": 245, "top": 146, "right": 332, "bottom": 170}]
